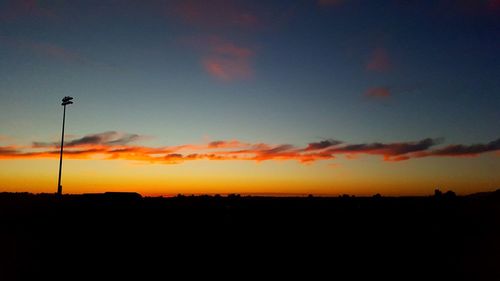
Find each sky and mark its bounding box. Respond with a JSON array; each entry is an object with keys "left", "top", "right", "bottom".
[{"left": 0, "top": 0, "right": 499, "bottom": 196}]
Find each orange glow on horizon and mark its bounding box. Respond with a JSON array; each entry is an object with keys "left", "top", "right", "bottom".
[{"left": 1, "top": 155, "right": 499, "bottom": 197}]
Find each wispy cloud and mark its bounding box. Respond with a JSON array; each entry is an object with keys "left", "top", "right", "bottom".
[
  {"left": 169, "top": 0, "right": 261, "bottom": 81},
  {"left": 437, "top": 0, "right": 500, "bottom": 16},
  {"left": 326, "top": 138, "right": 441, "bottom": 161},
  {"left": 417, "top": 138, "right": 500, "bottom": 158},
  {"left": 0, "top": 135, "right": 13, "bottom": 143},
  {"left": 27, "top": 41, "right": 84, "bottom": 63},
  {"left": 2, "top": 132, "right": 499, "bottom": 164},
  {"left": 303, "top": 139, "right": 342, "bottom": 151},
  {"left": 0, "top": 0, "right": 54, "bottom": 21},
  {"left": 172, "top": 0, "right": 260, "bottom": 30},
  {"left": 0, "top": 146, "right": 19, "bottom": 155},
  {"left": 208, "top": 140, "right": 248, "bottom": 148},
  {"left": 0, "top": 36, "right": 88, "bottom": 64},
  {"left": 192, "top": 36, "right": 255, "bottom": 81},
  {"left": 366, "top": 87, "right": 391, "bottom": 99},
  {"left": 488, "top": 0, "right": 500, "bottom": 11},
  {"left": 33, "top": 131, "right": 143, "bottom": 148},
  {"left": 202, "top": 53, "right": 254, "bottom": 80},
  {"left": 317, "top": 0, "right": 345, "bottom": 7},
  {"left": 366, "top": 47, "right": 391, "bottom": 72}
]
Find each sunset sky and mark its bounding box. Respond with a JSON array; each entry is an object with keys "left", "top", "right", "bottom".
[{"left": 1, "top": 0, "right": 499, "bottom": 196}]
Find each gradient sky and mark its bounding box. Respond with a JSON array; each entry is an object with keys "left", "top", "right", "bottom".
[{"left": 1, "top": 0, "right": 499, "bottom": 196}]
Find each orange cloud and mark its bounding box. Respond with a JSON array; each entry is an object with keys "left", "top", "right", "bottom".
[
  {"left": 366, "top": 87, "right": 391, "bottom": 99},
  {"left": 0, "top": 135, "right": 12, "bottom": 143},
  {"left": 366, "top": 47, "right": 391, "bottom": 72},
  {"left": 0, "top": 146, "right": 19, "bottom": 157},
  {"left": 2, "top": 132, "right": 499, "bottom": 164}
]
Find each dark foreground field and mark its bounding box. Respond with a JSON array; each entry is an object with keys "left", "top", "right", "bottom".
[{"left": 1, "top": 191, "right": 499, "bottom": 280}]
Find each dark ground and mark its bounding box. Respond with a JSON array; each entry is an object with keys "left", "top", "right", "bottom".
[{"left": 1, "top": 191, "right": 499, "bottom": 280}]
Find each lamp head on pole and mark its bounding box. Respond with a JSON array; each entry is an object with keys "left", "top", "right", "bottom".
[{"left": 62, "top": 96, "right": 74, "bottom": 106}]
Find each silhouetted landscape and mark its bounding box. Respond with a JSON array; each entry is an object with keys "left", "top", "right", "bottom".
[{"left": 1, "top": 190, "right": 499, "bottom": 279}]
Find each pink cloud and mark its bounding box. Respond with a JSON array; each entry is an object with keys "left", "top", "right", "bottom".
[
  {"left": 170, "top": 0, "right": 264, "bottom": 81},
  {"left": 199, "top": 37, "right": 255, "bottom": 81},
  {"left": 366, "top": 87, "right": 391, "bottom": 99},
  {"left": 0, "top": 0, "right": 54, "bottom": 21},
  {"left": 203, "top": 56, "right": 253, "bottom": 80},
  {"left": 29, "top": 41, "right": 84, "bottom": 62},
  {"left": 437, "top": 0, "right": 500, "bottom": 16},
  {"left": 318, "top": 0, "right": 344, "bottom": 7},
  {"left": 488, "top": 0, "right": 500, "bottom": 11},
  {"left": 0, "top": 36, "right": 85, "bottom": 64},
  {"left": 173, "top": 0, "right": 260, "bottom": 30},
  {"left": 366, "top": 47, "right": 391, "bottom": 72},
  {"left": 212, "top": 42, "right": 254, "bottom": 58},
  {"left": 170, "top": 0, "right": 262, "bottom": 81}
]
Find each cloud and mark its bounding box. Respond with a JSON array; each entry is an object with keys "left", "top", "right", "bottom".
[
  {"left": 0, "top": 0, "right": 54, "bottom": 21},
  {"left": 418, "top": 138, "right": 500, "bottom": 157},
  {"left": 0, "top": 146, "right": 19, "bottom": 156},
  {"left": 67, "top": 131, "right": 142, "bottom": 147},
  {"left": 208, "top": 140, "right": 247, "bottom": 148},
  {"left": 304, "top": 140, "right": 342, "bottom": 151},
  {"left": 0, "top": 36, "right": 87, "bottom": 64},
  {"left": 488, "top": 0, "right": 500, "bottom": 11},
  {"left": 318, "top": 0, "right": 345, "bottom": 7},
  {"left": 366, "top": 87, "right": 391, "bottom": 99},
  {"left": 33, "top": 131, "right": 142, "bottom": 148},
  {"left": 2, "top": 132, "right": 499, "bottom": 164},
  {"left": 327, "top": 138, "right": 441, "bottom": 161},
  {"left": 170, "top": 0, "right": 261, "bottom": 81},
  {"left": 29, "top": 41, "right": 84, "bottom": 63},
  {"left": 172, "top": 0, "right": 260, "bottom": 30},
  {"left": 203, "top": 56, "right": 253, "bottom": 80},
  {"left": 199, "top": 36, "right": 255, "bottom": 81},
  {"left": 0, "top": 135, "right": 13, "bottom": 143},
  {"left": 437, "top": 0, "right": 500, "bottom": 16},
  {"left": 366, "top": 47, "right": 391, "bottom": 72}
]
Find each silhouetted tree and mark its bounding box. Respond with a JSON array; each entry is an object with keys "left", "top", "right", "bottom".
[
  {"left": 444, "top": 190, "right": 456, "bottom": 199},
  {"left": 434, "top": 189, "right": 443, "bottom": 198}
]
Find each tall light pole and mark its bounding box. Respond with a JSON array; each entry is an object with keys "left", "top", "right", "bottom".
[{"left": 57, "top": 96, "right": 74, "bottom": 196}]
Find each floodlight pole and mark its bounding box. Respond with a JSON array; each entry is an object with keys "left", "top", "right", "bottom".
[{"left": 57, "top": 96, "right": 74, "bottom": 196}]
